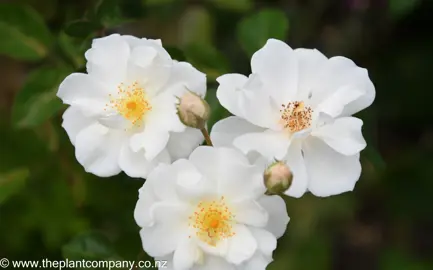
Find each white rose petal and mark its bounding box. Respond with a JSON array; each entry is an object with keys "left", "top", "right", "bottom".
[
  {"left": 302, "top": 137, "right": 362, "bottom": 197},
  {"left": 58, "top": 34, "right": 206, "bottom": 178},
  {"left": 134, "top": 146, "right": 289, "bottom": 270},
  {"left": 212, "top": 39, "right": 375, "bottom": 197}
]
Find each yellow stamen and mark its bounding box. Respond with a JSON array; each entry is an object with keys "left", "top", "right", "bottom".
[
  {"left": 106, "top": 81, "right": 151, "bottom": 128},
  {"left": 280, "top": 101, "right": 313, "bottom": 133},
  {"left": 126, "top": 101, "right": 137, "bottom": 110},
  {"left": 188, "top": 196, "right": 235, "bottom": 246},
  {"left": 210, "top": 219, "right": 219, "bottom": 228}
]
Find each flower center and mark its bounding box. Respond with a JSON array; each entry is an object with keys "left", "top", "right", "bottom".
[
  {"left": 106, "top": 81, "right": 152, "bottom": 127},
  {"left": 189, "top": 196, "right": 235, "bottom": 246},
  {"left": 280, "top": 101, "right": 313, "bottom": 133},
  {"left": 126, "top": 101, "right": 137, "bottom": 110}
]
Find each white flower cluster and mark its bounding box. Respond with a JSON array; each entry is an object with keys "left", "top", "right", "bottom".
[{"left": 58, "top": 35, "right": 375, "bottom": 270}]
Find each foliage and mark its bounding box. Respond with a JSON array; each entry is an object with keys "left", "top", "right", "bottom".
[
  {"left": 1, "top": 0, "right": 432, "bottom": 269},
  {"left": 0, "top": 3, "right": 52, "bottom": 61}
]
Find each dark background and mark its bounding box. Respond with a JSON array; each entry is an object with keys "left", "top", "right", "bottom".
[{"left": 0, "top": 0, "right": 432, "bottom": 269}]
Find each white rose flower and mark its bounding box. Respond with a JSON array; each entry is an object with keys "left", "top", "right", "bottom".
[
  {"left": 134, "top": 146, "right": 289, "bottom": 270},
  {"left": 211, "top": 39, "right": 375, "bottom": 198},
  {"left": 58, "top": 34, "right": 206, "bottom": 178}
]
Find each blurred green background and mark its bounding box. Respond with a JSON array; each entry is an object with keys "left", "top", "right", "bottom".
[{"left": 1, "top": 0, "right": 432, "bottom": 269}]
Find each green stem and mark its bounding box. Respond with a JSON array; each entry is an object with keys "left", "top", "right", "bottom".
[{"left": 200, "top": 127, "right": 213, "bottom": 146}]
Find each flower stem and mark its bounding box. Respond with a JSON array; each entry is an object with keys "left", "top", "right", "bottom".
[{"left": 200, "top": 127, "right": 213, "bottom": 146}]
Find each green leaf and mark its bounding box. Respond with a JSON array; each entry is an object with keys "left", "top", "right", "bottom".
[
  {"left": 389, "top": 0, "right": 421, "bottom": 20},
  {"left": 165, "top": 46, "right": 186, "bottom": 61},
  {"left": 95, "top": 0, "right": 124, "bottom": 27},
  {"left": 145, "top": 0, "right": 176, "bottom": 6},
  {"left": 65, "top": 20, "right": 102, "bottom": 38},
  {"left": 364, "top": 145, "right": 387, "bottom": 173},
  {"left": 380, "top": 249, "right": 433, "bottom": 270},
  {"left": 209, "top": 0, "right": 252, "bottom": 12},
  {"left": 17, "top": 0, "right": 58, "bottom": 21},
  {"left": 0, "top": 168, "right": 29, "bottom": 205},
  {"left": 269, "top": 230, "right": 331, "bottom": 270},
  {"left": 179, "top": 6, "right": 213, "bottom": 47},
  {"left": 119, "top": 0, "right": 144, "bottom": 19},
  {"left": 0, "top": 119, "right": 51, "bottom": 170},
  {"left": 92, "top": 0, "right": 142, "bottom": 27},
  {"left": 26, "top": 168, "right": 89, "bottom": 249},
  {"left": 237, "top": 9, "right": 289, "bottom": 57},
  {"left": 12, "top": 67, "right": 71, "bottom": 128},
  {"left": 62, "top": 232, "right": 121, "bottom": 260},
  {"left": 58, "top": 32, "right": 86, "bottom": 69},
  {"left": 0, "top": 3, "right": 52, "bottom": 60},
  {"left": 184, "top": 44, "right": 229, "bottom": 81}
]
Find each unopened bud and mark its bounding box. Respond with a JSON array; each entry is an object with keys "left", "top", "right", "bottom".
[
  {"left": 264, "top": 161, "right": 293, "bottom": 195},
  {"left": 177, "top": 90, "right": 210, "bottom": 129}
]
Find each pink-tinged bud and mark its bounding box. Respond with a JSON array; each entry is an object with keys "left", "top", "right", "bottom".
[
  {"left": 264, "top": 161, "right": 293, "bottom": 195},
  {"left": 177, "top": 90, "right": 210, "bottom": 129}
]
